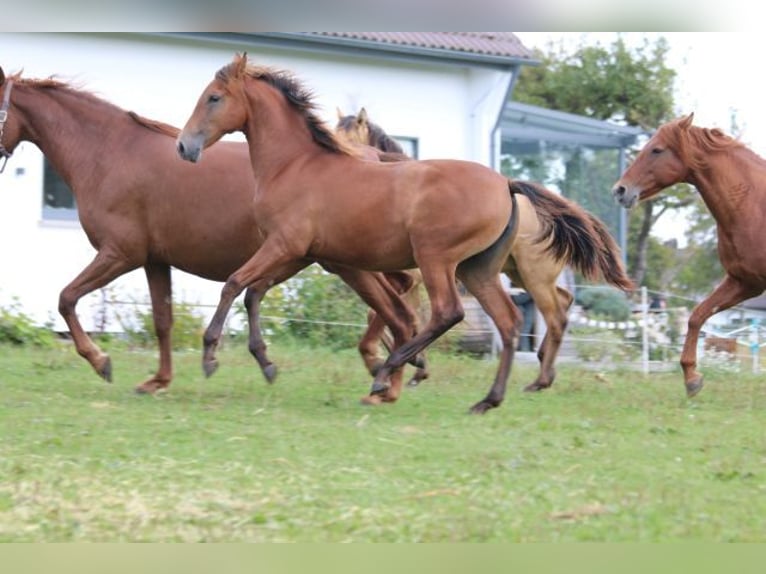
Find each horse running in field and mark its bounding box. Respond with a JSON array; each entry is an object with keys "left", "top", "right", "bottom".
[
  {"left": 613, "top": 113, "right": 766, "bottom": 397},
  {"left": 0, "top": 65, "right": 423, "bottom": 394},
  {"left": 336, "top": 107, "right": 634, "bottom": 392},
  {"left": 176, "top": 53, "right": 632, "bottom": 412}
]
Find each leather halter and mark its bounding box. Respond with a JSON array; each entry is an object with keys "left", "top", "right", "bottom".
[{"left": 0, "top": 79, "right": 14, "bottom": 173}]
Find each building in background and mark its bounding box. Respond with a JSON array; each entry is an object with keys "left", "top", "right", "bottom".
[{"left": 0, "top": 33, "right": 637, "bottom": 335}]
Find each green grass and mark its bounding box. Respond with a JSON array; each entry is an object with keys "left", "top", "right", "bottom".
[{"left": 0, "top": 339, "right": 764, "bottom": 542}]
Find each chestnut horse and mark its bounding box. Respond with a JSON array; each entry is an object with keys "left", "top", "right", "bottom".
[
  {"left": 0, "top": 65, "right": 422, "bottom": 394},
  {"left": 336, "top": 107, "right": 634, "bottom": 392},
  {"left": 613, "top": 113, "right": 766, "bottom": 397},
  {"left": 177, "top": 54, "right": 525, "bottom": 414}
]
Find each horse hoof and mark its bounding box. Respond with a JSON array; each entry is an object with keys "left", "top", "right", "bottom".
[
  {"left": 468, "top": 401, "right": 497, "bottom": 415},
  {"left": 369, "top": 381, "right": 389, "bottom": 396},
  {"left": 263, "top": 363, "right": 278, "bottom": 384},
  {"left": 203, "top": 359, "right": 219, "bottom": 378},
  {"left": 406, "top": 378, "right": 421, "bottom": 388},
  {"left": 134, "top": 380, "right": 169, "bottom": 395},
  {"left": 360, "top": 394, "right": 383, "bottom": 406},
  {"left": 97, "top": 357, "right": 113, "bottom": 383},
  {"left": 523, "top": 381, "right": 550, "bottom": 392},
  {"left": 685, "top": 376, "right": 704, "bottom": 398},
  {"left": 369, "top": 360, "right": 385, "bottom": 377}
]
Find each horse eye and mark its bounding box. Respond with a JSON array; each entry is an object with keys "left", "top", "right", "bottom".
[
  {"left": 651, "top": 147, "right": 663, "bottom": 155},
  {"left": 208, "top": 94, "right": 222, "bottom": 104}
]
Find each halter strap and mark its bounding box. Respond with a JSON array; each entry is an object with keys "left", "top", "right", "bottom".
[{"left": 0, "top": 78, "right": 14, "bottom": 174}]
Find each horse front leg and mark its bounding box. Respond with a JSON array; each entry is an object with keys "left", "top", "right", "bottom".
[
  {"left": 58, "top": 248, "right": 138, "bottom": 383},
  {"left": 134, "top": 262, "right": 174, "bottom": 394},
  {"left": 203, "top": 246, "right": 309, "bottom": 378},
  {"left": 680, "top": 275, "right": 759, "bottom": 397},
  {"left": 244, "top": 285, "right": 277, "bottom": 383}
]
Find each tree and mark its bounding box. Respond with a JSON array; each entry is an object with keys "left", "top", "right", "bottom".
[{"left": 513, "top": 35, "right": 685, "bottom": 287}]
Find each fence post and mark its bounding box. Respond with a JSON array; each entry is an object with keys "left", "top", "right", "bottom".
[
  {"left": 750, "top": 317, "right": 760, "bottom": 374},
  {"left": 641, "top": 286, "right": 649, "bottom": 375}
]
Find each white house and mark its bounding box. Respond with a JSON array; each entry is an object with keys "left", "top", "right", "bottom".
[{"left": 0, "top": 32, "right": 536, "bottom": 332}]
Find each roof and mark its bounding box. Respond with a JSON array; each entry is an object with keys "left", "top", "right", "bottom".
[
  {"left": 500, "top": 101, "right": 645, "bottom": 149},
  {"left": 162, "top": 33, "right": 538, "bottom": 68},
  {"left": 305, "top": 32, "right": 536, "bottom": 61}
]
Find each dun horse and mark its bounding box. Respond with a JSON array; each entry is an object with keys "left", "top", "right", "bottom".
[
  {"left": 0, "top": 66, "right": 422, "bottom": 394},
  {"left": 336, "top": 107, "right": 634, "bottom": 392},
  {"left": 177, "top": 54, "right": 632, "bottom": 412},
  {"left": 614, "top": 113, "right": 766, "bottom": 397}
]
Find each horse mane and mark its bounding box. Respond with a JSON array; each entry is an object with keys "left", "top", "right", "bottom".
[
  {"left": 127, "top": 111, "right": 181, "bottom": 137},
  {"left": 664, "top": 118, "right": 746, "bottom": 171},
  {"left": 365, "top": 121, "right": 405, "bottom": 154},
  {"left": 216, "top": 61, "right": 354, "bottom": 156},
  {"left": 12, "top": 72, "right": 181, "bottom": 137},
  {"left": 337, "top": 113, "right": 405, "bottom": 155}
]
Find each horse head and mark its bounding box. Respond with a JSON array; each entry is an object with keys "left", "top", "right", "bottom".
[
  {"left": 612, "top": 113, "right": 694, "bottom": 208},
  {"left": 335, "top": 107, "right": 370, "bottom": 148},
  {"left": 177, "top": 53, "right": 250, "bottom": 163},
  {"left": 0, "top": 65, "right": 18, "bottom": 172}
]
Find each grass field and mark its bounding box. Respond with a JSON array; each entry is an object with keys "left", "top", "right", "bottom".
[{"left": 0, "top": 339, "right": 764, "bottom": 542}]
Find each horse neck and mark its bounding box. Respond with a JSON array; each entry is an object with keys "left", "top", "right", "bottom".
[
  {"left": 14, "top": 82, "right": 127, "bottom": 195},
  {"left": 686, "top": 148, "right": 763, "bottom": 228},
  {"left": 242, "top": 79, "right": 328, "bottom": 181}
]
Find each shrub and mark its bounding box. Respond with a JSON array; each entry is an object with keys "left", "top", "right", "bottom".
[
  {"left": 575, "top": 286, "right": 632, "bottom": 321},
  {"left": 0, "top": 298, "right": 56, "bottom": 347},
  {"left": 238, "top": 266, "right": 370, "bottom": 350},
  {"left": 117, "top": 300, "right": 206, "bottom": 351}
]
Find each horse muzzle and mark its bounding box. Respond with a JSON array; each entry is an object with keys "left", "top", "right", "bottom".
[
  {"left": 176, "top": 134, "right": 203, "bottom": 163},
  {"left": 612, "top": 184, "right": 639, "bottom": 209}
]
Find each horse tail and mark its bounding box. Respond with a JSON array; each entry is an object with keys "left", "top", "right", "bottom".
[{"left": 508, "top": 180, "right": 634, "bottom": 292}]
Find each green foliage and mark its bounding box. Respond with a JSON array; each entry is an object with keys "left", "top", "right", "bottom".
[
  {"left": 575, "top": 287, "right": 632, "bottom": 321},
  {"left": 672, "top": 195, "right": 723, "bottom": 298},
  {"left": 512, "top": 35, "right": 681, "bottom": 289},
  {"left": 117, "top": 300, "right": 205, "bottom": 351},
  {"left": 0, "top": 298, "right": 55, "bottom": 348},
  {"left": 569, "top": 325, "right": 639, "bottom": 363},
  {"left": 515, "top": 36, "right": 676, "bottom": 129},
  {"left": 243, "top": 266, "right": 370, "bottom": 350}
]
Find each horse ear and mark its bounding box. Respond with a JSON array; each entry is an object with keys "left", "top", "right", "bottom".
[
  {"left": 357, "top": 107, "right": 368, "bottom": 125},
  {"left": 679, "top": 113, "right": 694, "bottom": 129},
  {"left": 233, "top": 52, "right": 248, "bottom": 78},
  {"left": 0, "top": 67, "right": 5, "bottom": 85},
  {"left": 336, "top": 106, "right": 344, "bottom": 120}
]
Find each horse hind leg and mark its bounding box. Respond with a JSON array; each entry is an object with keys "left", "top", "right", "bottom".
[
  {"left": 458, "top": 269, "right": 521, "bottom": 414},
  {"left": 331, "top": 267, "right": 417, "bottom": 405},
  {"left": 524, "top": 284, "right": 573, "bottom": 392},
  {"left": 135, "top": 262, "right": 174, "bottom": 394},
  {"left": 367, "top": 263, "right": 464, "bottom": 404}
]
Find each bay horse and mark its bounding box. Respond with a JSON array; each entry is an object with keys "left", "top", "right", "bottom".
[
  {"left": 0, "top": 65, "right": 423, "bottom": 394},
  {"left": 613, "top": 113, "right": 766, "bottom": 397},
  {"left": 176, "top": 53, "right": 633, "bottom": 412},
  {"left": 177, "top": 53, "right": 526, "bottom": 414},
  {"left": 336, "top": 107, "right": 634, "bottom": 392}
]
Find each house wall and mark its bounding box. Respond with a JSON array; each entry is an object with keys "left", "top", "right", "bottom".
[{"left": 0, "top": 33, "right": 512, "bottom": 331}]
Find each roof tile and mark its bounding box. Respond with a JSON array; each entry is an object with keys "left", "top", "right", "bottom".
[{"left": 310, "top": 32, "right": 535, "bottom": 61}]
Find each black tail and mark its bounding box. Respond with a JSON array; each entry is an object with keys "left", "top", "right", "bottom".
[{"left": 509, "top": 180, "right": 634, "bottom": 292}]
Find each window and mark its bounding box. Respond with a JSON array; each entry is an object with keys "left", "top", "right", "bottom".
[
  {"left": 393, "top": 136, "right": 418, "bottom": 159},
  {"left": 42, "top": 159, "right": 78, "bottom": 221}
]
